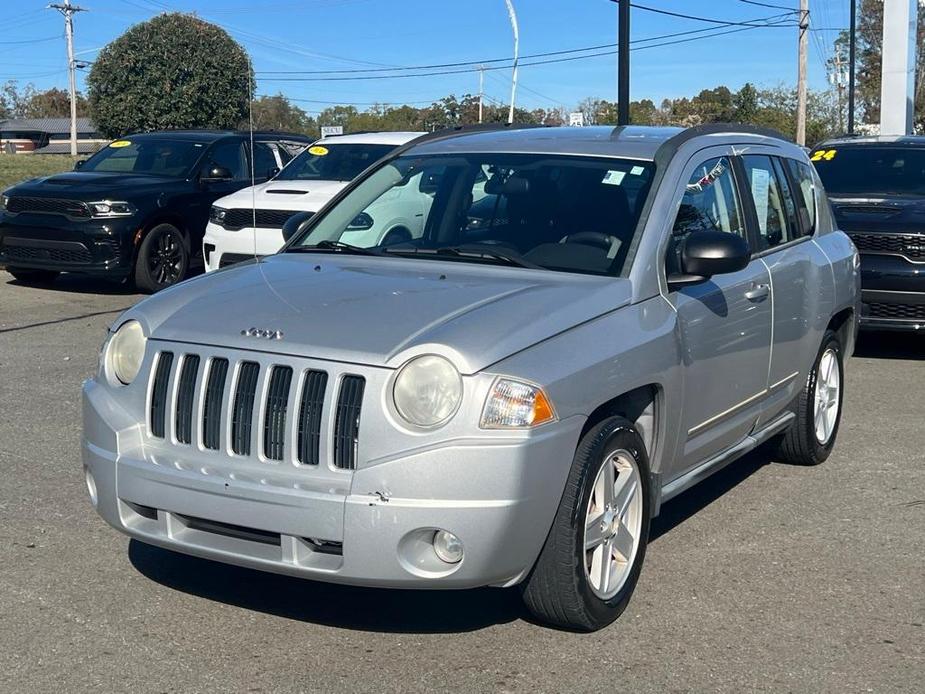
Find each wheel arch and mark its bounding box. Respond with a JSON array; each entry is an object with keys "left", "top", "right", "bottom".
[
  {"left": 132, "top": 214, "right": 192, "bottom": 261},
  {"left": 826, "top": 306, "right": 855, "bottom": 357}
]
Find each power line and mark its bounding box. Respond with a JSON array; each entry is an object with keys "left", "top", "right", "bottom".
[
  {"left": 738, "top": 0, "right": 797, "bottom": 11},
  {"left": 630, "top": 3, "right": 798, "bottom": 27}
]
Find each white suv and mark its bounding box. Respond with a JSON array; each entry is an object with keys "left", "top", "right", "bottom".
[{"left": 203, "top": 131, "right": 423, "bottom": 271}]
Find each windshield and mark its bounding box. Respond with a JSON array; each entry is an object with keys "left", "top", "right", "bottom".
[
  {"left": 276, "top": 143, "right": 399, "bottom": 182},
  {"left": 80, "top": 139, "right": 204, "bottom": 177},
  {"left": 288, "top": 153, "right": 655, "bottom": 277},
  {"left": 812, "top": 146, "right": 925, "bottom": 196}
]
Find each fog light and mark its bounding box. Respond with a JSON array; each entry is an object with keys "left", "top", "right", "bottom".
[
  {"left": 84, "top": 467, "right": 98, "bottom": 508},
  {"left": 432, "top": 530, "right": 463, "bottom": 564}
]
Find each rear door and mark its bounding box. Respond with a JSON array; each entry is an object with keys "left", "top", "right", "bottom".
[{"left": 666, "top": 149, "right": 773, "bottom": 474}]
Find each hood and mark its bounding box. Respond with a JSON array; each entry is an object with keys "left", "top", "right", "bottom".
[
  {"left": 829, "top": 195, "right": 925, "bottom": 235},
  {"left": 214, "top": 179, "right": 349, "bottom": 212},
  {"left": 125, "top": 254, "right": 633, "bottom": 374},
  {"left": 9, "top": 171, "right": 176, "bottom": 197}
]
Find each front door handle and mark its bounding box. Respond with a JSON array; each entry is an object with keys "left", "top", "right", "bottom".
[{"left": 745, "top": 283, "right": 770, "bottom": 301}]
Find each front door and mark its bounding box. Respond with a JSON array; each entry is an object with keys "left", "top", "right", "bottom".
[{"left": 666, "top": 152, "right": 773, "bottom": 474}]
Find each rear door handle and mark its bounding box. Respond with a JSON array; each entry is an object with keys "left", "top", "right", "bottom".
[{"left": 745, "top": 283, "right": 770, "bottom": 301}]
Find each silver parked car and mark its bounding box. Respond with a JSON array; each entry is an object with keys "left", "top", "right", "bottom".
[{"left": 82, "top": 124, "right": 859, "bottom": 631}]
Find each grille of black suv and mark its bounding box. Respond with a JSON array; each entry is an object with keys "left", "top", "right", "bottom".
[
  {"left": 219, "top": 208, "right": 300, "bottom": 231},
  {"left": 149, "top": 351, "right": 364, "bottom": 470},
  {"left": 6, "top": 196, "right": 91, "bottom": 218},
  {"left": 848, "top": 232, "right": 925, "bottom": 261},
  {"left": 868, "top": 302, "right": 925, "bottom": 321},
  {"left": 1, "top": 242, "right": 93, "bottom": 264}
]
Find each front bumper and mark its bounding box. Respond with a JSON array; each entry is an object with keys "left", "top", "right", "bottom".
[
  {"left": 82, "top": 377, "right": 583, "bottom": 589},
  {"left": 0, "top": 213, "right": 137, "bottom": 276},
  {"left": 203, "top": 222, "right": 284, "bottom": 272},
  {"left": 858, "top": 253, "right": 925, "bottom": 331}
]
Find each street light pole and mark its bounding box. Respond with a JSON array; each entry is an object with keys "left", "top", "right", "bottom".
[
  {"left": 617, "top": 0, "right": 630, "bottom": 125},
  {"left": 504, "top": 0, "right": 519, "bottom": 124}
]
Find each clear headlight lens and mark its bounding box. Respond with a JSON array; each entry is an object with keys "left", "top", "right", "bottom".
[
  {"left": 0, "top": 193, "right": 8, "bottom": 211},
  {"left": 480, "top": 378, "right": 557, "bottom": 429},
  {"left": 107, "top": 320, "right": 146, "bottom": 385},
  {"left": 88, "top": 200, "right": 135, "bottom": 217},
  {"left": 209, "top": 206, "right": 227, "bottom": 224},
  {"left": 392, "top": 355, "right": 462, "bottom": 428}
]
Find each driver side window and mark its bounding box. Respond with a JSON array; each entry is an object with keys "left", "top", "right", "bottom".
[{"left": 668, "top": 157, "right": 744, "bottom": 274}]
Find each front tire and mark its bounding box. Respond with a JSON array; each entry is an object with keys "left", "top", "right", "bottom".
[
  {"left": 6, "top": 267, "right": 60, "bottom": 284},
  {"left": 776, "top": 329, "right": 844, "bottom": 465},
  {"left": 134, "top": 223, "right": 189, "bottom": 293},
  {"left": 522, "top": 417, "right": 651, "bottom": 631}
]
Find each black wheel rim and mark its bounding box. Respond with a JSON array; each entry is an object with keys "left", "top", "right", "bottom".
[{"left": 148, "top": 230, "right": 184, "bottom": 286}]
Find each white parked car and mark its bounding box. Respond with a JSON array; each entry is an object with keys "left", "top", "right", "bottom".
[{"left": 203, "top": 131, "right": 424, "bottom": 271}]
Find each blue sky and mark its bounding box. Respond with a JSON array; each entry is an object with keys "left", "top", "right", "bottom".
[{"left": 2, "top": 0, "right": 848, "bottom": 115}]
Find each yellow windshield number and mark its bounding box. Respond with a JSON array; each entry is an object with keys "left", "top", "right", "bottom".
[{"left": 811, "top": 149, "right": 836, "bottom": 162}]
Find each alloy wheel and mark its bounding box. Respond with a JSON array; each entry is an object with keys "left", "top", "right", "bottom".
[{"left": 813, "top": 347, "right": 840, "bottom": 445}]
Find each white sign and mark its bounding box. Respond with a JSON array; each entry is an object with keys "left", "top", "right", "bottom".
[
  {"left": 568, "top": 112, "right": 585, "bottom": 127},
  {"left": 320, "top": 125, "right": 344, "bottom": 137}
]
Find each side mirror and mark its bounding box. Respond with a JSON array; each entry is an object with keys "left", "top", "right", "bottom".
[
  {"left": 201, "top": 165, "right": 233, "bottom": 183},
  {"left": 345, "top": 212, "right": 374, "bottom": 231},
  {"left": 74, "top": 159, "right": 86, "bottom": 170},
  {"left": 281, "top": 210, "right": 316, "bottom": 243},
  {"left": 267, "top": 166, "right": 280, "bottom": 179},
  {"left": 667, "top": 230, "right": 750, "bottom": 290}
]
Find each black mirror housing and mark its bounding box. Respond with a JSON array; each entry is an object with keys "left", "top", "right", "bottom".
[
  {"left": 202, "top": 165, "right": 233, "bottom": 182},
  {"left": 668, "top": 230, "right": 750, "bottom": 290},
  {"left": 73, "top": 159, "right": 86, "bottom": 170},
  {"left": 281, "top": 210, "right": 316, "bottom": 243}
]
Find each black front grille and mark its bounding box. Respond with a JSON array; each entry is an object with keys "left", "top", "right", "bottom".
[
  {"left": 297, "top": 371, "right": 328, "bottom": 465},
  {"left": 231, "top": 362, "right": 260, "bottom": 455},
  {"left": 220, "top": 208, "right": 298, "bottom": 231},
  {"left": 174, "top": 355, "right": 200, "bottom": 445},
  {"left": 849, "top": 232, "right": 925, "bottom": 260},
  {"left": 1, "top": 243, "right": 92, "bottom": 264},
  {"left": 150, "top": 352, "right": 174, "bottom": 438},
  {"left": 868, "top": 302, "right": 925, "bottom": 320},
  {"left": 218, "top": 252, "right": 263, "bottom": 268},
  {"left": 263, "top": 366, "right": 293, "bottom": 461},
  {"left": 333, "top": 376, "right": 365, "bottom": 470},
  {"left": 202, "top": 358, "right": 228, "bottom": 450},
  {"left": 6, "top": 196, "right": 90, "bottom": 218}
]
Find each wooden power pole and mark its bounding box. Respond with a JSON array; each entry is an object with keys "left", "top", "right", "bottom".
[
  {"left": 796, "top": 0, "right": 809, "bottom": 146},
  {"left": 50, "top": 0, "right": 86, "bottom": 157}
]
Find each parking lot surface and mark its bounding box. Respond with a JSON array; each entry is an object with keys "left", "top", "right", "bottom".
[{"left": 0, "top": 273, "right": 922, "bottom": 693}]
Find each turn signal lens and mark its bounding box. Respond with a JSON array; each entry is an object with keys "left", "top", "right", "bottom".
[{"left": 480, "top": 379, "right": 557, "bottom": 429}]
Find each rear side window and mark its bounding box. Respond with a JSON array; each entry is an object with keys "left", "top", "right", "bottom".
[
  {"left": 205, "top": 141, "right": 248, "bottom": 181},
  {"left": 784, "top": 158, "right": 817, "bottom": 235},
  {"left": 741, "top": 155, "right": 796, "bottom": 252},
  {"left": 252, "top": 143, "right": 279, "bottom": 178}
]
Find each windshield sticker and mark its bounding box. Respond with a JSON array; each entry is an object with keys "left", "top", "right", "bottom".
[
  {"left": 308, "top": 145, "right": 329, "bottom": 156},
  {"left": 750, "top": 168, "right": 771, "bottom": 235},
  {"left": 810, "top": 149, "right": 836, "bottom": 161},
  {"left": 602, "top": 170, "right": 626, "bottom": 186},
  {"left": 629, "top": 165, "right": 645, "bottom": 176},
  {"left": 109, "top": 140, "right": 131, "bottom": 148},
  {"left": 686, "top": 160, "right": 726, "bottom": 193}
]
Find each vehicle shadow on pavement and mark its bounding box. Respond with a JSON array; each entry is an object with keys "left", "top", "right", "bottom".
[
  {"left": 854, "top": 332, "right": 924, "bottom": 361},
  {"left": 128, "top": 540, "right": 523, "bottom": 633},
  {"left": 4, "top": 274, "right": 138, "bottom": 295}
]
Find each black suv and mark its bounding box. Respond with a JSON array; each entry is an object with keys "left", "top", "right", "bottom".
[
  {"left": 0, "top": 130, "right": 311, "bottom": 292},
  {"left": 812, "top": 136, "right": 925, "bottom": 331}
]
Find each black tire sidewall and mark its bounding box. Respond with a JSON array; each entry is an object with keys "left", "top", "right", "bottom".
[
  {"left": 135, "top": 224, "right": 189, "bottom": 292},
  {"left": 570, "top": 420, "right": 652, "bottom": 627}
]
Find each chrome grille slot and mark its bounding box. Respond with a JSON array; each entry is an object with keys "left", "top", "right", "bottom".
[
  {"left": 150, "top": 352, "right": 174, "bottom": 438},
  {"left": 202, "top": 358, "right": 228, "bottom": 450},
  {"left": 263, "top": 366, "right": 293, "bottom": 461},
  {"left": 174, "top": 355, "right": 200, "bottom": 444},
  {"left": 231, "top": 362, "right": 260, "bottom": 455},
  {"left": 333, "top": 376, "right": 365, "bottom": 470},
  {"left": 297, "top": 370, "right": 328, "bottom": 465}
]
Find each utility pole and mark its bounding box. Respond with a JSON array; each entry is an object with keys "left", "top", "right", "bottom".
[
  {"left": 847, "top": 0, "right": 857, "bottom": 134},
  {"left": 504, "top": 0, "right": 519, "bottom": 124},
  {"left": 617, "top": 0, "right": 630, "bottom": 125},
  {"left": 796, "top": 0, "right": 809, "bottom": 146},
  {"left": 478, "top": 66, "right": 484, "bottom": 124},
  {"left": 50, "top": 0, "right": 86, "bottom": 157}
]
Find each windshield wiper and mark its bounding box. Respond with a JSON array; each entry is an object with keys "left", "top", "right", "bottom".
[
  {"left": 382, "top": 244, "right": 541, "bottom": 269},
  {"left": 288, "top": 239, "right": 383, "bottom": 256}
]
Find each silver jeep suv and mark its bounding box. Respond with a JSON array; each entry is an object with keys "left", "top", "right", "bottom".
[{"left": 82, "top": 124, "right": 859, "bottom": 631}]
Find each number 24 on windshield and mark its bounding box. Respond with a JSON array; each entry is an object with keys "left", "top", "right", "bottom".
[{"left": 811, "top": 149, "right": 837, "bottom": 161}]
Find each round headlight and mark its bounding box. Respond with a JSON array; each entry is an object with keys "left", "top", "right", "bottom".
[
  {"left": 108, "top": 320, "right": 146, "bottom": 385},
  {"left": 392, "top": 355, "right": 462, "bottom": 428}
]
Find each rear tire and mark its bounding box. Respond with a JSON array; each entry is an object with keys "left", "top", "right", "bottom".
[
  {"left": 6, "top": 267, "right": 60, "bottom": 284},
  {"left": 776, "top": 329, "right": 844, "bottom": 466},
  {"left": 134, "top": 223, "right": 189, "bottom": 293},
  {"left": 521, "top": 417, "right": 651, "bottom": 631}
]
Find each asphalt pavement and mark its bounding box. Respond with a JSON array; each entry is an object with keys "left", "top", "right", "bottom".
[{"left": 0, "top": 272, "right": 922, "bottom": 693}]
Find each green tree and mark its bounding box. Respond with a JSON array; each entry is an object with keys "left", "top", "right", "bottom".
[
  {"left": 86, "top": 13, "right": 253, "bottom": 137},
  {"left": 732, "top": 83, "right": 759, "bottom": 123},
  {"left": 246, "top": 93, "right": 314, "bottom": 134},
  {"left": 22, "top": 87, "right": 88, "bottom": 119}
]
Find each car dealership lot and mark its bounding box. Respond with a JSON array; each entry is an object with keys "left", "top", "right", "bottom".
[{"left": 0, "top": 275, "right": 922, "bottom": 693}]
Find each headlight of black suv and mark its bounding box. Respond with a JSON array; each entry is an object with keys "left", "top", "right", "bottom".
[{"left": 88, "top": 200, "right": 136, "bottom": 218}]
